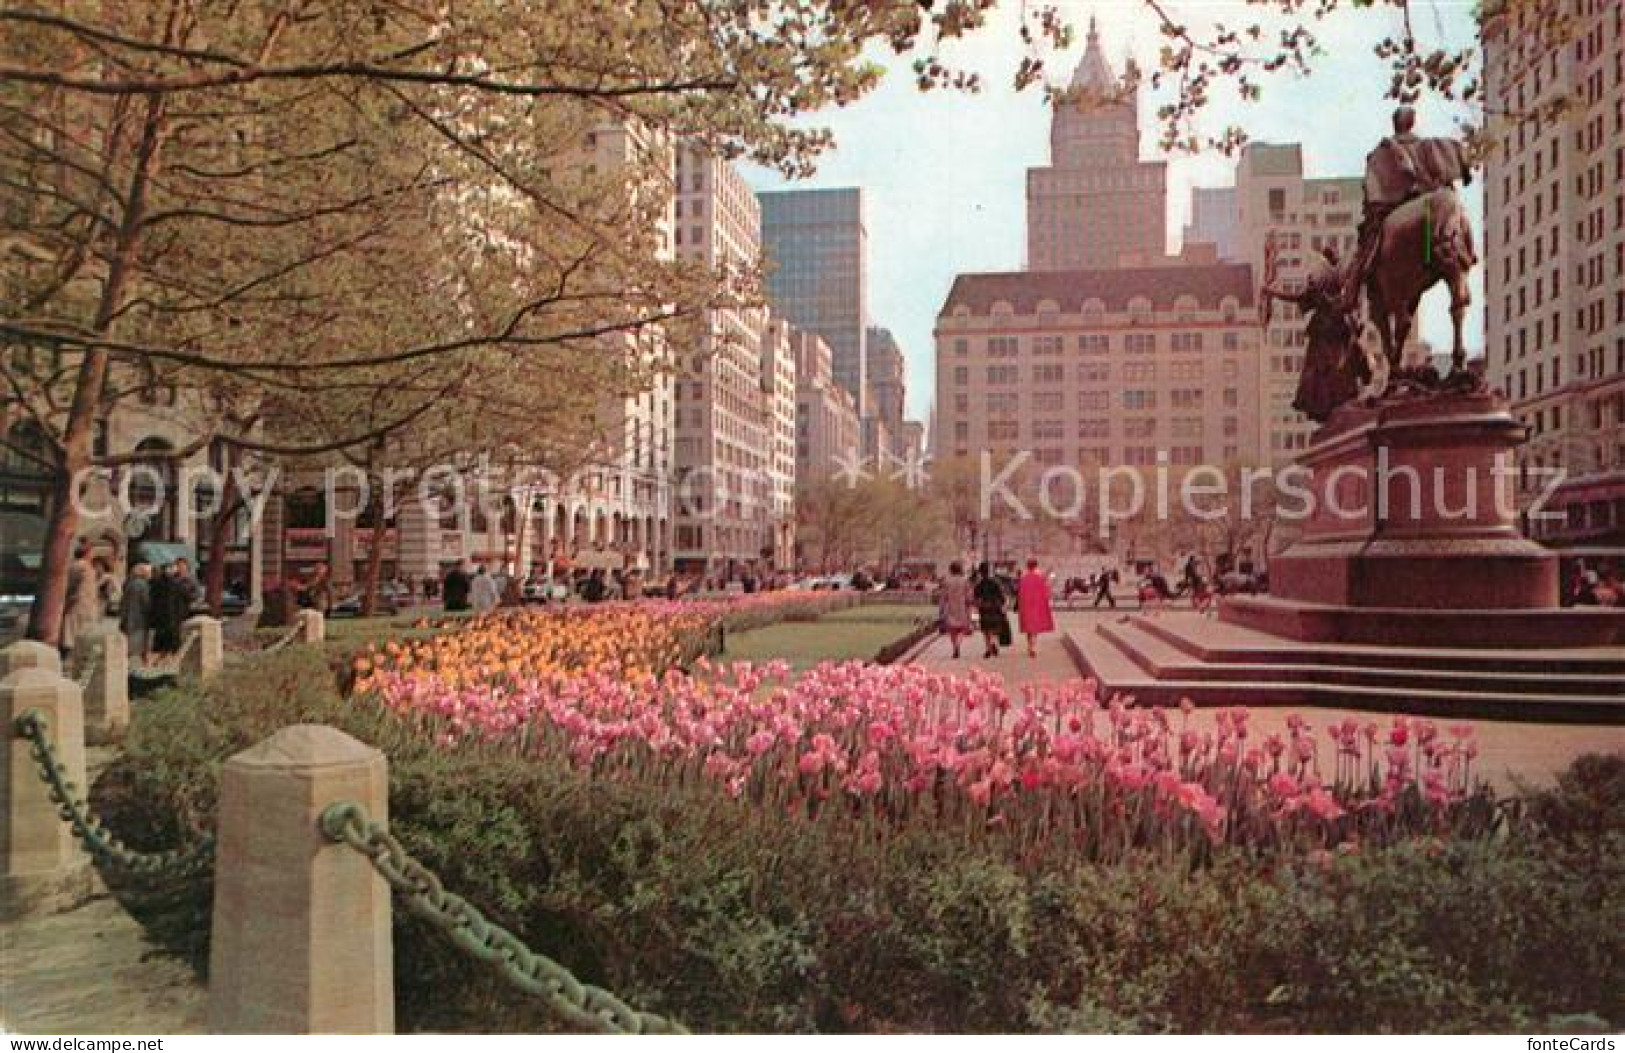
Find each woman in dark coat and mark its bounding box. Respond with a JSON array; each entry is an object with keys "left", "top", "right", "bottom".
[
  {"left": 972, "top": 561, "right": 1010, "bottom": 659},
  {"left": 148, "top": 563, "right": 186, "bottom": 655}
]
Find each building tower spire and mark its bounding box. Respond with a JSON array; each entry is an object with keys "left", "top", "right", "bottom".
[{"left": 1070, "top": 15, "right": 1116, "bottom": 94}]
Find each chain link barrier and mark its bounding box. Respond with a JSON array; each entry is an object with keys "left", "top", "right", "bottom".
[
  {"left": 319, "top": 801, "right": 688, "bottom": 1035},
  {"left": 260, "top": 623, "right": 303, "bottom": 656},
  {"left": 12, "top": 708, "right": 215, "bottom": 882}
]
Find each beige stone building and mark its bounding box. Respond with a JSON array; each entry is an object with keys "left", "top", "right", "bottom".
[
  {"left": 1026, "top": 19, "right": 1166, "bottom": 271},
  {"left": 932, "top": 260, "right": 1265, "bottom": 477},
  {"left": 672, "top": 144, "right": 773, "bottom": 573},
  {"left": 793, "top": 327, "right": 860, "bottom": 486},
  {"left": 1482, "top": 0, "right": 1625, "bottom": 546}
]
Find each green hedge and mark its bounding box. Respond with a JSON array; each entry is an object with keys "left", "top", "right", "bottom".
[{"left": 97, "top": 648, "right": 1625, "bottom": 1033}]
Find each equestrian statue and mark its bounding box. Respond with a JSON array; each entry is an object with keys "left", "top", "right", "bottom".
[
  {"left": 1263, "top": 107, "right": 1480, "bottom": 424},
  {"left": 1345, "top": 105, "right": 1478, "bottom": 382}
]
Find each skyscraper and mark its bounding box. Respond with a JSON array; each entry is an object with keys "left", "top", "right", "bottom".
[
  {"left": 866, "top": 325, "right": 907, "bottom": 458},
  {"left": 1482, "top": 0, "right": 1625, "bottom": 543},
  {"left": 758, "top": 187, "right": 869, "bottom": 416},
  {"left": 673, "top": 144, "right": 772, "bottom": 572},
  {"left": 1026, "top": 18, "right": 1167, "bottom": 271}
]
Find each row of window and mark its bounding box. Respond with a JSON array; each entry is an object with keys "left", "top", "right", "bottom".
[{"left": 950, "top": 332, "right": 1244, "bottom": 356}]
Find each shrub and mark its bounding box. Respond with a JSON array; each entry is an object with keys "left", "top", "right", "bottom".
[{"left": 98, "top": 648, "right": 1624, "bottom": 1033}]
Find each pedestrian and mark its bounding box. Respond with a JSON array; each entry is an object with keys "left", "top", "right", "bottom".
[
  {"left": 119, "top": 561, "right": 153, "bottom": 665},
  {"left": 583, "top": 567, "right": 607, "bottom": 603},
  {"left": 935, "top": 560, "right": 973, "bottom": 659},
  {"left": 1092, "top": 566, "right": 1118, "bottom": 608},
  {"left": 664, "top": 574, "right": 680, "bottom": 600},
  {"left": 303, "top": 563, "right": 332, "bottom": 616},
  {"left": 469, "top": 563, "right": 499, "bottom": 613},
  {"left": 1016, "top": 558, "right": 1055, "bottom": 658},
  {"left": 60, "top": 542, "right": 104, "bottom": 656},
  {"left": 442, "top": 561, "right": 472, "bottom": 612},
  {"left": 148, "top": 562, "right": 187, "bottom": 657},
  {"left": 972, "top": 561, "right": 1010, "bottom": 660},
  {"left": 171, "top": 557, "right": 202, "bottom": 614},
  {"left": 1595, "top": 568, "right": 1623, "bottom": 608}
]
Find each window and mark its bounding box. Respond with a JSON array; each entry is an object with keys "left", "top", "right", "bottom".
[
  {"left": 1172, "top": 389, "right": 1204, "bottom": 409},
  {"left": 1125, "top": 334, "right": 1156, "bottom": 354},
  {"left": 1033, "top": 335, "right": 1065, "bottom": 356},
  {"left": 1123, "top": 390, "right": 1156, "bottom": 410},
  {"left": 987, "top": 365, "right": 1018, "bottom": 385},
  {"left": 1222, "top": 332, "right": 1241, "bottom": 351},
  {"left": 1077, "top": 419, "right": 1109, "bottom": 439},
  {"left": 1079, "top": 391, "right": 1109, "bottom": 411},
  {"left": 1032, "top": 420, "right": 1065, "bottom": 440},
  {"left": 987, "top": 336, "right": 1020, "bottom": 358},
  {"left": 953, "top": 367, "right": 968, "bottom": 385},
  {"left": 1079, "top": 335, "right": 1110, "bottom": 355},
  {"left": 987, "top": 392, "right": 1020, "bottom": 414},
  {"left": 988, "top": 421, "right": 1020, "bottom": 441},
  {"left": 1171, "top": 360, "right": 1203, "bottom": 381},
  {"left": 1123, "top": 419, "right": 1156, "bottom": 439},
  {"left": 1172, "top": 417, "right": 1203, "bottom": 439},
  {"left": 1078, "top": 362, "right": 1110, "bottom": 382},
  {"left": 1171, "top": 333, "right": 1204, "bottom": 352},
  {"left": 1124, "top": 362, "right": 1156, "bottom": 381},
  {"left": 1034, "top": 391, "right": 1065, "bottom": 413},
  {"left": 953, "top": 338, "right": 968, "bottom": 357},
  {"left": 1033, "top": 364, "right": 1065, "bottom": 384}
]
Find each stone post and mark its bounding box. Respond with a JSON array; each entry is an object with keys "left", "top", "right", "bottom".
[
  {"left": 1, "top": 654, "right": 93, "bottom": 920},
  {"left": 0, "top": 640, "right": 60, "bottom": 680},
  {"left": 76, "top": 626, "right": 129, "bottom": 745},
  {"left": 295, "top": 608, "right": 325, "bottom": 645},
  {"left": 207, "top": 725, "right": 394, "bottom": 1034},
  {"left": 180, "top": 616, "right": 223, "bottom": 683}
]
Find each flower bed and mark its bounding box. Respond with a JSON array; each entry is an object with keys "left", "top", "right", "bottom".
[{"left": 358, "top": 609, "right": 1495, "bottom": 859}]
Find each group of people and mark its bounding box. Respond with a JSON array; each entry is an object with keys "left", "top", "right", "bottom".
[
  {"left": 58, "top": 543, "right": 200, "bottom": 667},
  {"left": 934, "top": 559, "right": 1056, "bottom": 660}
]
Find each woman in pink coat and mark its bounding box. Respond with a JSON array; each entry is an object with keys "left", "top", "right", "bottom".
[{"left": 1016, "top": 558, "right": 1055, "bottom": 657}]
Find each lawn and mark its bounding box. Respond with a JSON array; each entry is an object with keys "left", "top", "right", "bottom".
[{"left": 722, "top": 608, "right": 930, "bottom": 669}]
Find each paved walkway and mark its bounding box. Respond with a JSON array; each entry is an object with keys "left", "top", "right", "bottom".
[
  {"left": 912, "top": 609, "right": 1625, "bottom": 791},
  {"left": 0, "top": 747, "right": 206, "bottom": 1035}
]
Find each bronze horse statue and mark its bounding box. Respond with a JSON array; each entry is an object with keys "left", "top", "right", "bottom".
[{"left": 1360, "top": 137, "right": 1477, "bottom": 381}]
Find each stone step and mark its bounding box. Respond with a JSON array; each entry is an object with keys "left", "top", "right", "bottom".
[
  {"left": 1133, "top": 612, "right": 1625, "bottom": 676},
  {"left": 1066, "top": 625, "right": 1625, "bottom": 724},
  {"left": 1099, "top": 621, "right": 1624, "bottom": 698}
]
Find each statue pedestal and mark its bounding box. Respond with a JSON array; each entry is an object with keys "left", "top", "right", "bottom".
[
  {"left": 1221, "top": 387, "right": 1624, "bottom": 649},
  {"left": 1267, "top": 388, "right": 1555, "bottom": 611}
]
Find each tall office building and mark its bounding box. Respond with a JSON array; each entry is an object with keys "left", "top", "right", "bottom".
[
  {"left": 1482, "top": 0, "right": 1625, "bottom": 543},
  {"left": 758, "top": 187, "right": 870, "bottom": 416},
  {"left": 792, "top": 326, "right": 861, "bottom": 485},
  {"left": 1026, "top": 18, "right": 1167, "bottom": 271},
  {"left": 761, "top": 319, "right": 799, "bottom": 569},
  {"left": 672, "top": 144, "right": 773, "bottom": 572},
  {"left": 866, "top": 325, "right": 908, "bottom": 460}
]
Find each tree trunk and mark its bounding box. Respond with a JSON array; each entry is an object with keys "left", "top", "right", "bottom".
[
  {"left": 27, "top": 97, "right": 165, "bottom": 646},
  {"left": 358, "top": 484, "right": 388, "bottom": 617}
]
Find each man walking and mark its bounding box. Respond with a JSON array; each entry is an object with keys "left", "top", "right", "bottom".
[{"left": 120, "top": 562, "right": 153, "bottom": 665}]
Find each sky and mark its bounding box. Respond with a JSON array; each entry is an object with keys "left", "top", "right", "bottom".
[{"left": 744, "top": 0, "right": 1485, "bottom": 422}]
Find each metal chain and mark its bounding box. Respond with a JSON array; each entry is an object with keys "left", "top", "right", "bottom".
[
  {"left": 320, "top": 801, "right": 688, "bottom": 1035},
  {"left": 261, "top": 623, "right": 303, "bottom": 655},
  {"left": 12, "top": 708, "right": 215, "bottom": 881},
  {"left": 75, "top": 649, "right": 99, "bottom": 690}
]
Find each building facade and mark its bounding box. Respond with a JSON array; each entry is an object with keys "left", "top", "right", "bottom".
[
  {"left": 1483, "top": 0, "right": 1625, "bottom": 546},
  {"left": 673, "top": 145, "right": 772, "bottom": 573},
  {"left": 761, "top": 319, "right": 799, "bottom": 570},
  {"left": 866, "top": 325, "right": 908, "bottom": 461},
  {"left": 758, "top": 187, "right": 870, "bottom": 416},
  {"left": 792, "top": 326, "right": 861, "bottom": 486},
  {"left": 932, "top": 262, "right": 1265, "bottom": 478},
  {"left": 1026, "top": 19, "right": 1166, "bottom": 271}
]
